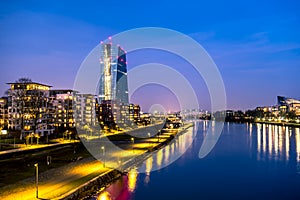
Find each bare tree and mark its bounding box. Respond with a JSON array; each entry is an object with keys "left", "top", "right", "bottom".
[{"left": 16, "top": 78, "right": 32, "bottom": 84}]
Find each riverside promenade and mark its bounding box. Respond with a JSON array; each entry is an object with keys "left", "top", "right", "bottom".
[{"left": 0, "top": 123, "right": 193, "bottom": 200}]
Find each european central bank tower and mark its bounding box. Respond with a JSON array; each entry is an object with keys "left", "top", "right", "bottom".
[
  {"left": 99, "top": 43, "right": 129, "bottom": 103},
  {"left": 98, "top": 42, "right": 130, "bottom": 129}
]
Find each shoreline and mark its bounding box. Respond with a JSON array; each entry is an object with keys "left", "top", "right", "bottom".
[
  {"left": 208, "top": 119, "right": 300, "bottom": 128},
  {"left": 254, "top": 120, "right": 300, "bottom": 128},
  {"left": 60, "top": 122, "right": 194, "bottom": 200}
]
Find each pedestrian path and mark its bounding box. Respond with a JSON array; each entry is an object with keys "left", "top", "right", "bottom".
[
  {"left": 0, "top": 140, "right": 79, "bottom": 156},
  {"left": 0, "top": 157, "right": 107, "bottom": 200}
]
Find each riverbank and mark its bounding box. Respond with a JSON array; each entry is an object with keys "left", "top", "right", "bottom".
[
  {"left": 255, "top": 120, "right": 300, "bottom": 127},
  {"left": 61, "top": 122, "right": 194, "bottom": 200},
  {"left": 0, "top": 122, "right": 194, "bottom": 200},
  {"left": 209, "top": 118, "right": 300, "bottom": 128}
]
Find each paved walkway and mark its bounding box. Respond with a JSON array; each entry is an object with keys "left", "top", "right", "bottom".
[
  {"left": 0, "top": 140, "right": 79, "bottom": 156},
  {"left": 0, "top": 157, "right": 108, "bottom": 200}
]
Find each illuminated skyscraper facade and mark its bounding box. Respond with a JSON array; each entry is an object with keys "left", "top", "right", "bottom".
[
  {"left": 99, "top": 43, "right": 129, "bottom": 104},
  {"left": 98, "top": 43, "right": 130, "bottom": 129}
]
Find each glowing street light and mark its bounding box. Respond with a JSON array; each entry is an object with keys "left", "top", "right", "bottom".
[
  {"left": 101, "top": 146, "right": 105, "bottom": 167},
  {"left": 34, "top": 163, "right": 39, "bottom": 198}
]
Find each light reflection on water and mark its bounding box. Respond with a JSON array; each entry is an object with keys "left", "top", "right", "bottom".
[
  {"left": 91, "top": 121, "right": 300, "bottom": 199},
  {"left": 296, "top": 128, "right": 300, "bottom": 173},
  {"left": 97, "top": 191, "right": 110, "bottom": 200},
  {"left": 127, "top": 169, "right": 138, "bottom": 192},
  {"left": 256, "top": 124, "right": 300, "bottom": 166}
]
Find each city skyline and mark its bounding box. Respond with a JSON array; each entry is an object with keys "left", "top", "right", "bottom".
[{"left": 0, "top": 1, "right": 300, "bottom": 111}]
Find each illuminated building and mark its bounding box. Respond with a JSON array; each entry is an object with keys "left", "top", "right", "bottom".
[
  {"left": 277, "top": 96, "right": 300, "bottom": 116},
  {"left": 99, "top": 43, "right": 129, "bottom": 104},
  {"left": 98, "top": 100, "right": 131, "bottom": 129},
  {"left": 98, "top": 42, "right": 131, "bottom": 129},
  {"left": 0, "top": 97, "right": 8, "bottom": 129},
  {"left": 49, "top": 90, "right": 75, "bottom": 131},
  {"left": 74, "top": 93, "right": 97, "bottom": 127},
  {"left": 129, "top": 104, "right": 140, "bottom": 123},
  {"left": 6, "top": 82, "right": 54, "bottom": 138},
  {"left": 98, "top": 100, "right": 115, "bottom": 128}
]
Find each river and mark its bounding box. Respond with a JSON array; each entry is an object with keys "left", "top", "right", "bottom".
[{"left": 89, "top": 120, "right": 300, "bottom": 200}]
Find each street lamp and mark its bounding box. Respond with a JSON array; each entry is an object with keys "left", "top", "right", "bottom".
[
  {"left": 131, "top": 137, "right": 134, "bottom": 153},
  {"left": 101, "top": 146, "right": 105, "bottom": 167},
  {"left": 34, "top": 163, "right": 39, "bottom": 198},
  {"left": 31, "top": 132, "right": 34, "bottom": 145},
  {"left": 148, "top": 133, "right": 151, "bottom": 148},
  {"left": 157, "top": 130, "right": 160, "bottom": 142}
]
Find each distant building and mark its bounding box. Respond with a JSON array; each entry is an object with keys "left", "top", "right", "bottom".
[
  {"left": 0, "top": 97, "right": 8, "bottom": 129},
  {"left": 213, "top": 110, "right": 245, "bottom": 122},
  {"left": 6, "top": 82, "right": 54, "bottom": 138},
  {"left": 140, "top": 112, "right": 152, "bottom": 126},
  {"left": 164, "top": 113, "right": 182, "bottom": 128},
  {"left": 277, "top": 96, "right": 300, "bottom": 116},
  {"left": 129, "top": 104, "right": 140, "bottom": 123},
  {"left": 256, "top": 106, "right": 271, "bottom": 113}
]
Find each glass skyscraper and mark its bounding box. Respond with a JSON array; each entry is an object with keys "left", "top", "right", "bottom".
[
  {"left": 98, "top": 43, "right": 129, "bottom": 104},
  {"left": 98, "top": 42, "right": 130, "bottom": 129}
]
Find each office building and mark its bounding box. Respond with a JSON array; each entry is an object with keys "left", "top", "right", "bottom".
[
  {"left": 98, "top": 42, "right": 132, "bottom": 129},
  {"left": 99, "top": 43, "right": 129, "bottom": 104}
]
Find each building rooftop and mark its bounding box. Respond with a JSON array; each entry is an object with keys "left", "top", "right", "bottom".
[{"left": 6, "top": 82, "right": 52, "bottom": 87}]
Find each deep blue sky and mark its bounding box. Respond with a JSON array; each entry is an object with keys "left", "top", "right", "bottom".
[{"left": 0, "top": 0, "right": 299, "bottom": 111}]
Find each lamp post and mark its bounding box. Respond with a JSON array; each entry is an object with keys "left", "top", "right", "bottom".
[
  {"left": 31, "top": 132, "right": 34, "bottom": 145},
  {"left": 101, "top": 146, "right": 105, "bottom": 167},
  {"left": 148, "top": 133, "right": 151, "bottom": 148},
  {"left": 34, "top": 163, "right": 39, "bottom": 198},
  {"left": 158, "top": 130, "right": 160, "bottom": 142},
  {"left": 131, "top": 137, "right": 134, "bottom": 153}
]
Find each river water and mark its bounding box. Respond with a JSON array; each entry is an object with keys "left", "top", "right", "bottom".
[{"left": 89, "top": 121, "right": 300, "bottom": 200}]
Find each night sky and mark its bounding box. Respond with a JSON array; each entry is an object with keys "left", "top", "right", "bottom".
[{"left": 0, "top": 0, "right": 299, "bottom": 111}]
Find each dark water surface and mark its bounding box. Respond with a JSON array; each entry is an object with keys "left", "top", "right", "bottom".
[{"left": 91, "top": 121, "right": 300, "bottom": 200}]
